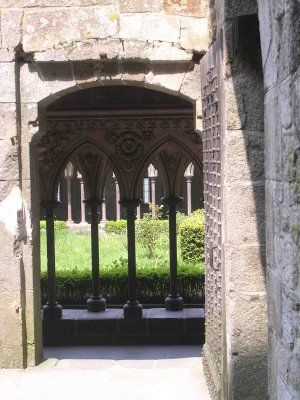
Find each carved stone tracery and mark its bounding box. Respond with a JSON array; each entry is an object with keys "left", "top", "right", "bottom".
[{"left": 39, "top": 115, "right": 201, "bottom": 201}]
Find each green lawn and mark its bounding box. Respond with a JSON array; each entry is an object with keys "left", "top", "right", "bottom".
[{"left": 40, "top": 228, "right": 195, "bottom": 272}]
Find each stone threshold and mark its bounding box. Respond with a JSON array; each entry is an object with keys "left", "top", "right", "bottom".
[{"left": 43, "top": 308, "right": 205, "bottom": 346}]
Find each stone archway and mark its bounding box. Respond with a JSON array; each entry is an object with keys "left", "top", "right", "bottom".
[{"left": 21, "top": 60, "right": 204, "bottom": 366}]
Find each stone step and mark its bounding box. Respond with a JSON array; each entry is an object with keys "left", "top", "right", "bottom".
[{"left": 43, "top": 308, "right": 205, "bottom": 346}]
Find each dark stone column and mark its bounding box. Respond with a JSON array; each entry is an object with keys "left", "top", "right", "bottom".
[
  {"left": 121, "top": 199, "right": 143, "bottom": 318},
  {"left": 84, "top": 198, "right": 106, "bottom": 312},
  {"left": 163, "top": 196, "right": 183, "bottom": 311},
  {"left": 40, "top": 201, "right": 62, "bottom": 320}
]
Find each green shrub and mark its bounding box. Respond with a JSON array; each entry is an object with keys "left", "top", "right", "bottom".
[
  {"left": 136, "top": 214, "right": 168, "bottom": 259},
  {"left": 40, "top": 262, "right": 205, "bottom": 305},
  {"left": 105, "top": 220, "right": 127, "bottom": 235},
  {"left": 40, "top": 220, "right": 67, "bottom": 230},
  {"left": 179, "top": 209, "right": 205, "bottom": 263}
]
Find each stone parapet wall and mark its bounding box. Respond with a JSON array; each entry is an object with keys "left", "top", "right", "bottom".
[{"left": 258, "top": 1, "right": 300, "bottom": 399}]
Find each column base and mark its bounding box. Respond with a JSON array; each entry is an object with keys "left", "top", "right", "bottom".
[
  {"left": 165, "top": 295, "right": 184, "bottom": 311},
  {"left": 123, "top": 301, "right": 143, "bottom": 318},
  {"left": 43, "top": 303, "right": 63, "bottom": 320},
  {"left": 87, "top": 296, "right": 106, "bottom": 312}
]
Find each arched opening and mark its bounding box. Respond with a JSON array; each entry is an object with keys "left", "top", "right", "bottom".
[{"left": 38, "top": 84, "right": 205, "bottom": 344}]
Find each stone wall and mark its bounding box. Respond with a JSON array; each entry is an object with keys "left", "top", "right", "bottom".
[
  {"left": 258, "top": 1, "right": 300, "bottom": 399},
  {"left": 0, "top": 1, "right": 208, "bottom": 368},
  {"left": 203, "top": 1, "right": 268, "bottom": 399}
]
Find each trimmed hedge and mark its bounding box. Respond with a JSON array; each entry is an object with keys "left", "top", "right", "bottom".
[
  {"left": 41, "top": 264, "right": 205, "bottom": 305},
  {"left": 40, "top": 220, "right": 67, "bottom": 230},
  {"left": 105, "top": 219, "right": 127, "bottom": 234},
  {"left": 179, "top": 209, "right": 205, "bottom": 263}
]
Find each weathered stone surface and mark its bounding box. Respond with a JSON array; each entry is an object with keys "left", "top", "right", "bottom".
[
  {"left": 224, "top": 182, "right": 265, "bottom": 245},
  {"left": 0, "top": 63, "right": 16, "bottom": 102},
  {"left": 0, "top": 0, "right": 116, "bottom": 7},
  {"left": 180, "top": 17, "right": 209, "bottom": 52},
  {"left": 163, "top": 0, "right": 207, "bottom": 17},
  {"left": 22, "top": 7, "right": 119, "bottom": 52},
  {"left": 20, "top": 63, "right": 76, "bottom": 103},
  {"left": 0, "top": 104, "right": 18, "bottom": 141},
  {"left": 119, "top": 0, "right": 162, "bottom": 13},
  {"left": 120, "top": 13, "right": 181, "bottom": 43},
  {"left": 225, "top": 243, "right": 266, "bottom": 292},
  {"left": 145, "top": 63, "right": 188, "bottom": 93},
  {"left": 179, "top": 63, "right": 202, "bottom": 100},
  {"left": 228, "top": 292, "right": 268, "bottom": 354},
  {"left": 230, "top": 354, "right": 268, "bottom": 399},
  {"left": 0, "top": 9, "right": 24, "bottom": 49},
  {"left": 224, "top": 0, "right": 258, "bottom": 19},
  {"left": 224, "top": 130, "right": 265, "bottom": 183}
]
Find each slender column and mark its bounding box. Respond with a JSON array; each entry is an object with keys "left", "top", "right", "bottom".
[
  {"left": 66, "top": 177, "right": 73, "bottom": 223},
  {"left": 163, "top": 196, "right": 183, "bottom": 311},
  {"left": 84, "top": 198, "right": 106, "bottom": 312},
  {"left": 186, "top": 176, "right": 193, "bottom": 215},
  {"left": 79, "top": 178, "right": 86, "bottom": 223},
  {"left": 100, "top": 191, "right": 107, "bottom": 227},
  {"left": 114, "top": 176, "right": 121, "bottom": 220},
  {"left": 136, "top": 205, "right": 141, "bottom": 220},
  {"left": 150, "top": 177, "right": 157, "bottom": 217},
  {"left": 121, "top": 199, "right": 143, "bottom": 318},
  {"left": 40, "top": 201, "right": 62, "bottom": 320}
]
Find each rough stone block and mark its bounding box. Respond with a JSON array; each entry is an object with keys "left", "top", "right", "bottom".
[
  {"left": 163, "top": 0, "right": 207, "bottom": 18},
  {"left": 20, "top": 63, "right": 76, "bottom": 103},
  {"left": 119, "top": 14, "right": 143, "bottom": 40},
  {"left": 180, "top": 17, "right": 209, "bottom": 52},
  {"left": 223, "top": 182, "right": 265, "bottom": 245},
  {"left": 0, "top": 104, "right": 18, "bottom": 141},
  {"left": 22, "top": 7, "right": 119, "bottom": 53},
  {"left": 224, "top": 74, "right": 264, "bottom": 131},
  {"left": 0, "top": 63, "right": 16, "bottom": 102},
  {"left": 119, "top": 0, "right": 162, "bottom": 13},
  {"left": 179, "top": 63, "right": 202, "bottom": 100},
  {"left": 73, "top": 60, "right": 121, "bottom": 83},
  {"left": 223, "top": 130, "right": 265, "bottom": 184},
  {"left": 145, "top": 63, "right": 188, "bottom": 93},
  {"left": 228, "top": 293, "right": 267, "bottom": 356},
  {"left": 224, "top": 0, "right": 258, "bottom": 19},
  {"left": 230, "top": 354, "right": 268, "bottom": 399},
  {"left": 0, "top": 9, "right": 24, "bottom": 49},
  {"left": 0, "top": 346, "right": 24, "bottom": 369},
  {"left": 141, "top": 14, "right": 181, "bottom": 42},
  {"left": 0, "top": 291, "right": 24, "bottom": 347},
  {"left": 225, "top": 243, "right": 266, "bottom": 292}
]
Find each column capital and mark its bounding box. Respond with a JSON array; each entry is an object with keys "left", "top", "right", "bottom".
[
  {"left": 120, "top": 199, "right": 140, "bottom": 216},
  {"left": 161, "top": 196, "right": 182, "bottom": 209},
  {"left": 40, "top": 201, "right": 61, "bottom": 218},
  {"left": 83, "top": 197, "right": 103, "bottom": 211}
]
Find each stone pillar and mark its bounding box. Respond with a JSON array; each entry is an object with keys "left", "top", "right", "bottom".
[
  {"left": 40, "top": 201, "right": 62, "bottom": 320},
  {"left": 64, "top": 162, "right": 74, "bottom": 224},
  {"left": 113, "top": 174, "right": 121, "bottom": 220},
  {"left": 184, "top": 163, "right": 194, "bottom": 216},
  {"left": 163, "top": 196, "right": 183, "bottom": 311},
  {"left": 136, "top": 204, "right": 141, "bottom": 220},
  {"left": 78, "top": 173, "right": 86, "bottom": 224},
  {"left": 100, "top": 190, "right": 107, "bottom": 228},
  {"left": 84, "top": 198, "right": 106, "bottom": 312},
  {"left": 65, "top": 177, "right": 73, "bottom": 223},
  {"left": 148, "top": 164, "right": 158, "bottom": 216},
  {"left": 150, "top": 177, "right": 156, "bottom": 217},
  {"left": 121, "top": 199, "right": 143, "bottom": 318}
]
